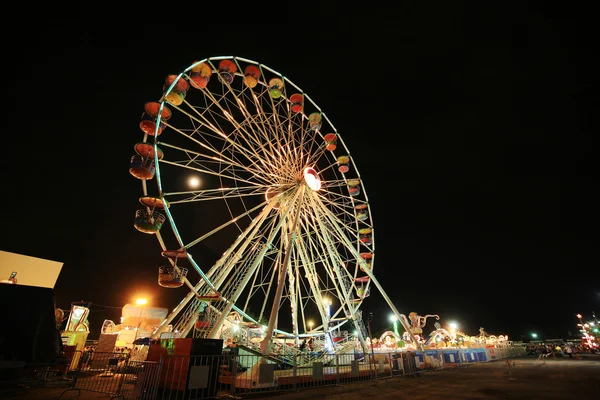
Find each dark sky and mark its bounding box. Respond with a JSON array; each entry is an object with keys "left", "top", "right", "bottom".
[{"left": 2, "top": 3, "right": 597, "bottom": 341}]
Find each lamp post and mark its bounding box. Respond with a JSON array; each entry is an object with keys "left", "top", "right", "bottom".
[
  {"left": 389, "top": 314, "right": 399, "bottom": 337},
  {"left": 530, "top": 332, "right": 538, "bottom": 343},
  {"left": 323, "top": 297, "right": 333, "bottom": 351},
  {"left": 134, "top": 298, "right": 147, "bottom": 343},
  {"left": 323, "top": 298, "right": 332, "bottom": 315},
  {"left": 448, "top": 322, "right": 458, "bottom": 347}
]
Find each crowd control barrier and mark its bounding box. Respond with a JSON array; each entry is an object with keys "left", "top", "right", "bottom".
[{"left": 58, "top": 345, "right": 526, "bottom": 399}]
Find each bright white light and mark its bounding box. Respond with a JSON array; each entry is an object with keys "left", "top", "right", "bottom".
[
  {"left": 389, "top": 314, "right": 397, "bottom": 322},
  {"left": 303, "top": 167, "right": 321, "bottom": 191},
  {"left": 449, "top": 322, "right": 458, "bottom": 330},
  {"left": 188, "top": 176, "right": 201, "bottom": 188}
]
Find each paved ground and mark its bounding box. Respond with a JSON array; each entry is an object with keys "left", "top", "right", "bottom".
[{"left": 3, "top": 354, "right": 599, "bottom": 399}]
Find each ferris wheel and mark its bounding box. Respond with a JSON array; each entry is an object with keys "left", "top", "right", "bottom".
[{"left": 129, "top": 56, "right": 393, "bottom": 355}]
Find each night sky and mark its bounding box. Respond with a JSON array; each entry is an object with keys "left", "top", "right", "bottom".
[{"left": 2, "top": 3, "right": 597, "bottom": 342}]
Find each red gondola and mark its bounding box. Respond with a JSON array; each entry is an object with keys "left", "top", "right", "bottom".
[
  {"left": 134, "top": 142, "right": 163, "bottom": 160},
  {"left": 219, "top": 60, "right": 237, "bottom": 84},
  {"left": 161, "top": 249, "right": 188, "bottom": 259},
  {"left": 139, "top": 196, "right": 168, "bottom": 210},
  {"left": 290, "top": 93, "right": 303, "bottom": 113},
  {"left": 324, "top": 133, "right": 337, "bottom": 151}
]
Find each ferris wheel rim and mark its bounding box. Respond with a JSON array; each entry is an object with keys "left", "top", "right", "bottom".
[{"left": 134, "top": 55, "right": 376, "bottom": 344}]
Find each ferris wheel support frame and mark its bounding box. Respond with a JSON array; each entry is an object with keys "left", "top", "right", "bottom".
[
  {"left": 207, "top": 187, "right": 303, "bottom": 341},
  {"left": 260, "top": 185, "right": 305, "bottom": 355},
  {"left": 310, "top": 198, "right": 358, "bottom": 350},
  {"left": 151, "top": 166, "right": 277, "bottom": 339},
  {"left": 205, "top": 201, "right": 280, "bottom": 338},
  {"left": 309, "top": 192, "right": 371, "bottom": 351},
  {"left": 358, "top": 265, "right": 421, "bottom": 349}
]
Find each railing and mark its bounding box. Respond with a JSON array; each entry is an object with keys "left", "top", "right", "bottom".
[{"left": 58, "top": 346, "right": 526, "bottom": 399}]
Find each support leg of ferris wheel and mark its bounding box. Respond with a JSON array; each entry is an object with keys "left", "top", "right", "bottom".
[
  {"left": 290, "top": 209, "right": 333, "bottom": 330},
  {"left": 359, "top": 265, "right": 423, "bottom": 351},
  {"left": 311, "top": 196, "right": 367, "bottom": 353},
  {"left": 315, "top": 198, "right": 421, "bottom": 351},
  {"left": 151, "top": 199, "right": 276, "bottom": 339},
  {"left": 205, "top": 202, "right": 283, "bottom": 339},
  {"left": 310, "top": 195, "right": 374, "bottom": 354},
  {"left": 206, "top": 186, "right": 305, "bottom": 342},
  {"left": 260, "top": 185, "right": 306, "bottom": 356},
  {"left": 295, "top": 237, "right": 337, "bottom": 350}
]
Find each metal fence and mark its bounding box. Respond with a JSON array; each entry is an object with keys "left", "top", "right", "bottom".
[{"left": 58, "top": 346, "right": 525, "bottom": 399}]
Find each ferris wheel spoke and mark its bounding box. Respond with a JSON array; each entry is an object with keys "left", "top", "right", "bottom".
[
  {"left": 180, "top": 201, "right": 270, "bottom": 253},
  {"left": 188, "top": 82, "right": 286, "bottom": 169},
  {"left": 299, "top": 214, "right": 348, "bottom": 286},
  {"left": 204, "top": 189, "right": 286, "bottom": 292},
  {"left": 312, "top": 197, "right": 374, "bottom": 293},
  {"left": 313, "top": 196, "right": 359, "bottom": 254},
  {"left": 162, "top": 183, "right": 270, "bottom": 205},
  {"left": 218, "top": 74, "right": 318, "bottom": 176},
  {"left": 165, "top": 99, "right": 275, "bottom": 180},
  {"left": 292, "top": 232, "right": 332, "bottom": 331},
  {"left": 243, "top": 247, "right": 279, "bottom": 321},
  {"left": 157, "top": 135, "right": 273, "bottom": 186},
  {"left": 298, "top": 215, "right": 351, "bottom": 313},
  {"left": 191, "top": 201, "right": 279, "bottom": 293},
  {"left": 240, "top": 99, "right": 312, "bottom": 179},
  {"left": 209, "top": 188, "right": 305, "bottom": 339},
  {"left": 307, "top": 196, "right": 362, "bottom": 273}
]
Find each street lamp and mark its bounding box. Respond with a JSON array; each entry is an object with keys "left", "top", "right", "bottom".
[
  {"left": 322, "top": 298, "right": 334, "bottom": 351},
  {"left": 134, "top": 298, "right": 147, "bottom": 342},
  {"left": 389, "top": 314, "right": 399, "bottom": 336},
  {"left": 448, "top": 322, "right": 458, "bottom": 346},
  {"left": 323, "top": 297, "right": 332, "bottom": 316}
]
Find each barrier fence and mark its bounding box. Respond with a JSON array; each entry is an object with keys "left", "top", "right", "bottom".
[{"left": 58, "top": 346, "right": 525, "bottom": 399}]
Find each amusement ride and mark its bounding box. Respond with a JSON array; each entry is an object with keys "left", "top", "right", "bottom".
[{"left": 128, "top": 56, "right": 421, "bottom": 360}]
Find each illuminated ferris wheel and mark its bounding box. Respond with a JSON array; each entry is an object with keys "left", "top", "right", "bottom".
[{"left": 129, "top": 56, "right": 385, "bottom": 355}]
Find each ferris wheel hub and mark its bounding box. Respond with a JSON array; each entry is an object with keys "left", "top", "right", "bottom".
[{"left": 303, "top": 167, "right": 321, "bottom": 191}]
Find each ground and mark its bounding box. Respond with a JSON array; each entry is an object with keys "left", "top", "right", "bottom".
[{"left": 3, "top": 353, "right": 599, "bottom": 399}]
